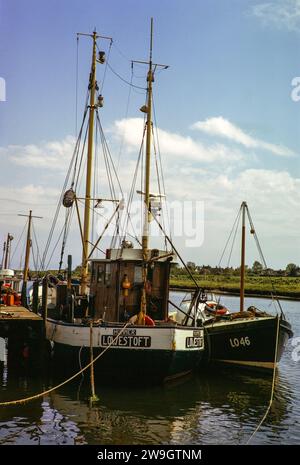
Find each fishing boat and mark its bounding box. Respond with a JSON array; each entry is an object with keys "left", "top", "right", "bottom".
[
  {"left": 44, "top": 22, "right": 205, "bottom": 384},
  {"left": 180, "top": 201, "right": 293, "bottom": 372}
]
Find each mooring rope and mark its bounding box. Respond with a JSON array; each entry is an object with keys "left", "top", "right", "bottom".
[
  {"left": 246, "top": 315, "right": 281, "bottom": 444},
  {"left": 0, "top": 322, "right": 130, "bottom": 407}
]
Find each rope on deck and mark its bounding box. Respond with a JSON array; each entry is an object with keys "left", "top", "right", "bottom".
[
  {"left": 0, "top": 322, "right": 130, "bottom": 407},
  {"left": 246, "top": 315, "right": 281, "bottom": 444}
]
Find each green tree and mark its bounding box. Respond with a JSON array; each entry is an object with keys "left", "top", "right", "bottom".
[
  {"left": 285, "top": 263, "right": 299, "bottom": 277},
  {"left": 252, "top": 260, "right": 263, "bottom": 274},
  {"left": 187, "top": 261, "right": 196, "bottom": 271}
]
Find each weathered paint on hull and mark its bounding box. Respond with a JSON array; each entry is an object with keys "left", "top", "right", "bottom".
[
  {"left": 202, "top": 316, "right": 292, "bottom": 372},
  {"left": 46, "top": 320, "right": 204, "bottom": 384},
  {"left": 51, "top": 343, "right": 201, "bottom": 384}
]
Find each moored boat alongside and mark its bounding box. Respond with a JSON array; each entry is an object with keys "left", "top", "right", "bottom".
[{"left": 180, "top": 202, "right": 293, "bottom": 372}]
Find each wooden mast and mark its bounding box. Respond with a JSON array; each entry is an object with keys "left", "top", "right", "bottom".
[
  {"left": 240, "top": 201, "right": 246, "bottom": 312},
  {"left": 137, "top": 18, "right": 154, "bottom": 323},
  {"left": 18, "top": 210, "right": 42, "bottom": 307},
  {"left": 23, "top": 210, "right": 32, "bottom": 283},
  {"left": 142, "top": 17, "right": 154, "bottom": 259},
  {"left": 3, "top": 233, "right": 13, "bottom": 269},
  {"left": 80, "top": 31, "right": 97, "bottom": 295},
  {"left": 132, "top": 19, "right": 168, "bottom": 323},
  {"left": 1, "top": 241, "right": 5, "bottom": 269}
]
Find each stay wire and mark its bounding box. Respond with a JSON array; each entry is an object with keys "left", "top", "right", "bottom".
[
  {"left": 120, "top": 124, "right": 146, "bottom": 246},
  {"left": 246, "top": 206, "right": 284, "bottom": 316},
  {"left": 151, "top": 114, "right": 166, "bottom": 245},
  {"left": 151, "top": 212, "right": 200, "bottom": 290},
  {"left": 96, "top": 112, "right": 123, "bottom": 197},
  {"left": 226, "top": 208, "right": 242, "bottom": 269},
  {"left": 217, "top": 206, "right": 242, "bottom": 268},
  {"left": 111, "top": 41, "right": 131, "bottom": 63},
  {"left": 116, "top": 63, "right": 133, "bottom": 171},
  {"left": 32, "top": 221, "right": 42, "bottom": 272},
  {"left": 74, "top": 115, "right": 89, "bottom": 191},
  {"left": 106, "top": 62, "right": 146, "bottom": 90},
  {"left": 57, "top": 106, "right": 89, "bottom": 271},
  {"left": 152, "top": 96, "right": 171, "bottom": 245},
  {"left": 40, "top": 100, "right": 89, "bottom": 271},
  {"left": 10, "top": 220, "right": 28, "bottom": 264},
  {"left": 96, "top": 40, "right": 112, "bottom": 94}
]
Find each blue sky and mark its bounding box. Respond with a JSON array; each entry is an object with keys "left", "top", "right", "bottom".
[{"left": 0, "top": 0, "right": 300, "bottom": 270}]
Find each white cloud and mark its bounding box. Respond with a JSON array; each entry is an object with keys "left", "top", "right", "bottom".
[
  {"left": 251, "top": 0, "right": 300, "bottom": 32},
  {"left": 0, "top": 184, "right": 60, "bottom": 210},
  {"left": 0, "top": 119, "right": 299, "bottom": 268},
  {"left": 192, "top": 117, "right": 295, "bottom": 157},
  {"left": 113, "top": 117, "right": 243, "bottom": 163},
  {"left": 0, "top": 135, "right": 75, "bottom": 170}
]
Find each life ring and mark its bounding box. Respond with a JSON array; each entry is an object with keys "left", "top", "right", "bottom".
[
  {"left": 215, "top": 307, "right": 227, "bottom": 315},
  {"left": 144, "top": 314, "right": 155, "bottom": 326},
  {"left": 129, "top": 313, "right": 155, "bottom": 326},
  {"left": 206, "top": 302, "right": 227, "bottom": 315}
]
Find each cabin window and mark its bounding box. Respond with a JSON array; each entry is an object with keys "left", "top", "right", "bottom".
[
  {"left": 105, "top": 263, "right": 111, "bottom": 285},
  {"left": 97, "top": 264, "right": 105, "bottom": 283},
  {"left": 91, "top": 264, "right": 96, "bottom": 282},
  {"left": 134, "top": 265, "right": 143, "bottom": 283}
]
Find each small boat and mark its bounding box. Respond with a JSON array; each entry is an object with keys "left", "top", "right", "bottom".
[
  {"left": 180, "top": 201, "right": 293, "bottom": 372},
  {"left": 0, "top": 234, "right": 22, "bottom": 307},
  {"left": 44, "top": 21, "right": 205, "bottom": 385}
]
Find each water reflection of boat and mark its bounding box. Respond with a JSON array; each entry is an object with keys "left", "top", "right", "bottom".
[
  {"left": 47, "top": 370, "right": 290, "bottom": 445},
  {"left": 0, "top": 368, "right": 292, "bottom": 444},
  {"left": 0, "top": 374, "right": 44, "bottom": 445}
]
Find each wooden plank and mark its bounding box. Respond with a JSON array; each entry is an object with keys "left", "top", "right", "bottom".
[{"left": 0, "top": 305, "right": 42, "bottom": 321}]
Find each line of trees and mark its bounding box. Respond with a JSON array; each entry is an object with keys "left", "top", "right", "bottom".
[{"left": 171, "top": 261, "right": 300, "bottom": 277}]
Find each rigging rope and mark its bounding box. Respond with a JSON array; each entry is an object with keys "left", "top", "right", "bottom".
[
  {"left": 226, "top": 208, "right": 242, "bottom": 269},
  {"left": 152, "top": 97, "right": 170, "bottom": 247},
  {"left": 96, "top": 39, "right": 112, "bottom": 94},
  {"left": 40, "top": 97, "right": 89, "bottom": 272},
  {"left": 0, "top": 323, "right": 130, "bottom": 407},
  {"left": 151, "top": 212, "right": 200, "bottom": 290},
  {"left": 116, "top": 62, "right": 133, "bottom": 171},
  {"left": 119, "top": 123, "right": 147, "bottom": 247},
  {"left": 32, "top": 222, "right": 42, "bottom": 272},
  {"left": 106, "top": 62, "right": 146, "bottom": 90},
  {"left": 151, "top": 108, "right": 168, "bottom": 249},
  {"left": 246, "top": 316, "right": 281, "bottom": 444},
  {"left": 217, "top": 206, "right": 242, "bottom": 268},
  {"left": 245, "top": 206, "right": 284, "bottom": 316},
  {"left": 10, "top": 220, "right": 28, "bottom": 264}
]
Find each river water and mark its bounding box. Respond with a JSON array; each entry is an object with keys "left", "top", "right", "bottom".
[{"left": 0, "top": 293, "right": 299, "bottom": 445}]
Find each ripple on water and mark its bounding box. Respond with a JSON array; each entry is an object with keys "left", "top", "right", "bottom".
[{"left": 0, "top": 296, "right": 299, "bottom": 444}]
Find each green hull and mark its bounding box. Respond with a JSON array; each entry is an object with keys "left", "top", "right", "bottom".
[{"left": 51, "top": 342, "right": 201, "bottom": 385}]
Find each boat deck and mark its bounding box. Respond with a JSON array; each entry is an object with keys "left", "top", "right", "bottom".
[{"left": 0, "top": 305, "right": 42, "bottom": 321}]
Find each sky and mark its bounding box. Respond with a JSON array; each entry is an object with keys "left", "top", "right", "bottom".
[{"left": 0, "top": 0, "right": 300, "bottom": 271}]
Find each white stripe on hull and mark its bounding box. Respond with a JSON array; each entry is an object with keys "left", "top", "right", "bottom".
[{"left": 46, "top": 319, "right": 204, "bottom": 352}]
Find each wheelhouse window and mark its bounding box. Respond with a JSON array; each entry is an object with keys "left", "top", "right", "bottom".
[
  {"left": 134, "top": 265, "right": 143, "bottom": 284},
  {"left": 97, "top": 264, "right": 105, "bottom": 283},
  {"left": 91, "top": 263, "right": 96, "bottom": 282},
  {"left": 105, "top": 263, "right": 111, "bottom": 285}
]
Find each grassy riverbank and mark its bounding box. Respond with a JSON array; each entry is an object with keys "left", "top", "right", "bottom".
[{"left": 170, "top": 274, "right": 300, "bottom": 299}]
